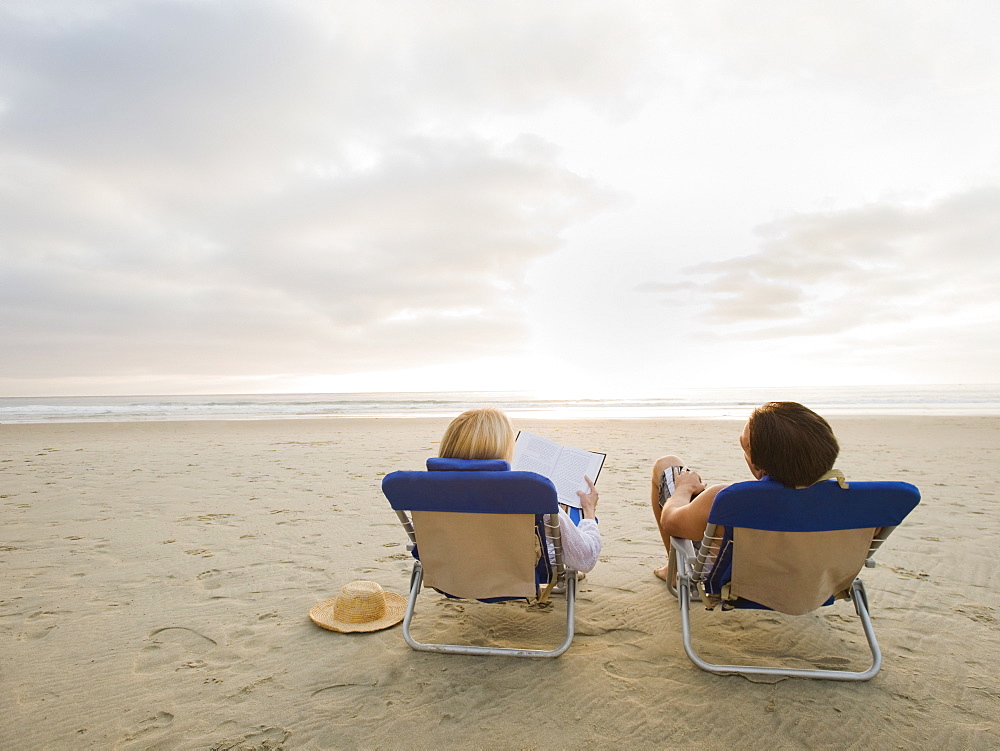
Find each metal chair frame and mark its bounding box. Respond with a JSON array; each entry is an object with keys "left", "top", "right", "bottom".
[
  {"left": 668, "top": 525, "right": 898, "bottom": 681},
  {"left": 393, "top": 508, "right": 577, "bottom": 658}
]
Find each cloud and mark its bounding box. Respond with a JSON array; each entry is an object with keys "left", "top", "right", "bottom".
[
  {"left": 0, "top": 1, "right": 634, "bottom": 384},
  {"left": 640, "top": 186, "right": 1000, "bottom": 340},
  {"left": 0, "top": 1, "right": 647, "bottom": 176},
  {"left": 662, "top": 2, "right": 1000, "bottom": 100},
  {"left": 0, "top": 134, "right": 616, "bottom": 378},
  {"left": 6, "top": 2, "right": 997, "bottom": 395}
]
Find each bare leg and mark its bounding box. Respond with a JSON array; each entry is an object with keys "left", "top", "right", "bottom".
[{"left": 651, "top": 455, "right": 685, "bottom": 580}]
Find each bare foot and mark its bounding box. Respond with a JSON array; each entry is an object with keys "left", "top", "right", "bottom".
[{"left": 653, "top": 565, "right": 670, "bottom": 581}]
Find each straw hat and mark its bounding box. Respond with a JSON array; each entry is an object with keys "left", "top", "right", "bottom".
[{"left": 309, "top": 580, "right": 406, "bottom": 633}]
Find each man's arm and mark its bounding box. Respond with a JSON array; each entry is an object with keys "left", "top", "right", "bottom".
[{"left": 660, "top": 480, "right": 727, "bottom": 541}]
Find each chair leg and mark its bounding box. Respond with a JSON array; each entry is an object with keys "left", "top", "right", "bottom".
[
  {"left": 667, "top": 541, "right": 701, "bottom": 603},
  {"left": 401, "top": 563, "right": 575, "bottom": 658},
  {"left": 850, "top": 579, "right": 883, "bottom": 677},
  {"left": 678, "top": 578, "right": 883, "bottom": 681},
  {"left": 665, "top": 546, "right": 679, "bottom": 598},
  {"left": 400, "top": 561, "right": 425, "bottom": 653}
]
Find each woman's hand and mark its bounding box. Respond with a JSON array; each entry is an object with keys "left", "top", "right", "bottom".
[{"left": 577, "top": 476, "right": 599, "bottom": 520}]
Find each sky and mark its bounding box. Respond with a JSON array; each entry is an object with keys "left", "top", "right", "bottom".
[{"left": 2, "top": 1, "right": 999, "bottom": 397}]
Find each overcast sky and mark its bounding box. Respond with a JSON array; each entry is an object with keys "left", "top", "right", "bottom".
[{"left": 2, "top": 1, "right": 998, "bottom": 397}]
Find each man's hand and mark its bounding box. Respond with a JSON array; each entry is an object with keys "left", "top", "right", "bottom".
[{"left": 672, "top": 467, "right": 706, "bottom": 499}]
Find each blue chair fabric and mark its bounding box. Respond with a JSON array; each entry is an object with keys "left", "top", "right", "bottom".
[
  {"left": 701, "top": 478, "right": 920, "bottom": 607},
  {"left": 381, "top": 457, "right": 577, "bottom": 657}
]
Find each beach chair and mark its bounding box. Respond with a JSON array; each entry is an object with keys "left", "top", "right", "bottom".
[
  {"left": 381, "top": 458, "right": 577, "bottom": 658},
  {"left": 668, "top": 476, "right": 920, "bottom": 681}
]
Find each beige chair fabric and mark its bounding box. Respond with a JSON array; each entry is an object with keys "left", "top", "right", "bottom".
[
  {"left": 730, "top": 527, "right": 876, "bottom": 615},
  {"left": 411, "top": 511, "right": 539, "bottom": 600}
]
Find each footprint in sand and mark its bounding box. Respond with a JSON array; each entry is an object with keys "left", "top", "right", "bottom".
[
  {"left": 888, "top": 565, "right": 932, "bottom": 581},
  {"left": 376, "top": 552, "right": 411, "bottom": 562},
  {"left": 955, "top": 604, "right": 997, "bottom": 625},
  {"left": 210, "top": 724, "right": 290, "bottom": 750},
  {"left": 602, "top": 658, "right": 666, "bottom": 680},
  {"left": 197, "top": 568, "right": 223, "bottom": 581},
  {"left": 117, "top": 711, "right": 175, "bottom": 749},
  {"left": 134, "top": 626, "right": 219, "bottom": 674},
  {"left": 195, "top": 513, "right": 235, "bottom": 523},
  {"left": 18, "top": 610, "right": 60, "bottom": 640},
  {"left": 814, "top": 656, "right": 853, "bottom": 666}
]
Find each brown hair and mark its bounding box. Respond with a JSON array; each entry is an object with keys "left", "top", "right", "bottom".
[
  {"left": 747, "top": 402, "right": 839, "bottom": 488},
  {"left": 439, "top": 407, "right": 515, "bottom": 462}
]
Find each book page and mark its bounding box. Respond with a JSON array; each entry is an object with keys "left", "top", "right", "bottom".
[
  {"left": 549, "top": 446, "right": 605, "bottom": 508},
  {"left": 511, "top": 430, "right": 560, "bottom": 476},
  {"left": 513, "top": 431, "right": 605, "bottom": 509}
]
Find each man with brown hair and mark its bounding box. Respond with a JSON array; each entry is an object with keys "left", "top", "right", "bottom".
[{"left": 651, "top": 401, "right": 840, "bottom": 580}]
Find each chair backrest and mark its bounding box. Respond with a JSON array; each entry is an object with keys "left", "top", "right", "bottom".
[
  {"left": 705, "top": 478, "right": 920, "bottom": 614},
  {"left": 382, "top": 458, "right": 560, "bottom": 600}
]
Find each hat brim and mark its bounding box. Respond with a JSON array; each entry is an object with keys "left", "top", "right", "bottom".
[{"left": 309, "top": 592, "right": 407, "bottom": 633}]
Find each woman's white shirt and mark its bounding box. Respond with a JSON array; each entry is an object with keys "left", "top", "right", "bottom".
[{"left": 545, "top": 510, "right": 602, "bottom": 573}]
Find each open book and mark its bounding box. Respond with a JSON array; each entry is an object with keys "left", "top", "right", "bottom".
[{"left": 512, "top": 431, "right": 606, "bottom": 509}]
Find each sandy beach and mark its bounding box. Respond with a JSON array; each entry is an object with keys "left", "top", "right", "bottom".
[{"left": 2, "top": 415, "right": 998, "bottom": 749}]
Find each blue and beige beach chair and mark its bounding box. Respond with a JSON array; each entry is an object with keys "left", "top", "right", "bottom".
[
  {"left": 382, "top": 458, "right": 577, "bottom": 657},
  {"left": 668, "top": 475, "right": 920, "bottom": 681}
]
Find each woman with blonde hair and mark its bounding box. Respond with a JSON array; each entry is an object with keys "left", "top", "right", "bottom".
[{"left": 438, "top": 407, "right": 602, "bottom": 573}]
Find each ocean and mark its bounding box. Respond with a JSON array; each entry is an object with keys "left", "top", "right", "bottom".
[{"left": 2, "top": 384, "right": 999, "bottom": 423}]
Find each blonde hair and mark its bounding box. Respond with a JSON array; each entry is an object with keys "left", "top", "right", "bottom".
[{"left": 439, "top": 407, "right": 515, "bottom": 462}]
